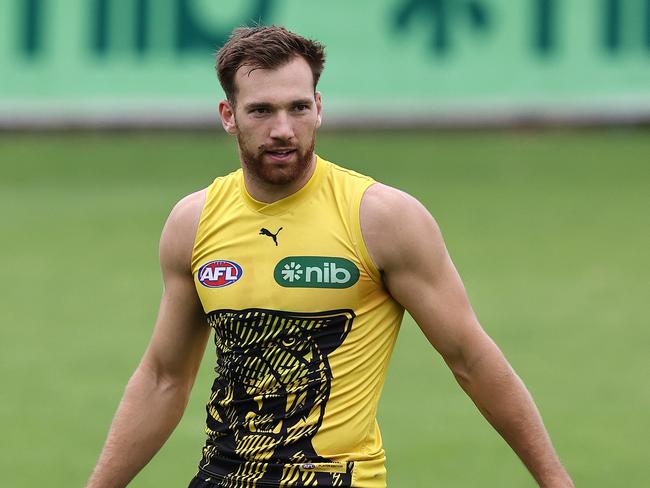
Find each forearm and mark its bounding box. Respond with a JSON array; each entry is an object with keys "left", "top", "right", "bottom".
[
  {"left": 452, "top": 346, "right": 573, "bottom": 488},
  {"left": 86, "top": 364, "right": 192, "bottom": 488}
]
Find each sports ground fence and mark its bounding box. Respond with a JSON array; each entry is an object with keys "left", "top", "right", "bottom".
[{"left": 2, "top": 0, "right": 650, "bottom": 129}]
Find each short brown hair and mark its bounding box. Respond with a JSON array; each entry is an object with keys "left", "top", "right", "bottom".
[{"left": 216, "top": 25, "right": 326, "bottom": 103}]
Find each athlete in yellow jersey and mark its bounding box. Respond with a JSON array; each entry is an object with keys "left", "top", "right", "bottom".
[
  {"left": 190, "top": 156, "right": 401, "bottom": 486},
  {"left": 87, "top": 26, "right": 574, "bottom": 488}
]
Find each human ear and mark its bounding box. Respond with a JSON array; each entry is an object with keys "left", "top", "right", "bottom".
[
  {"left": 314, "top": 92, "right": 323, "bottom": 129},
  {"left": 219, "top": 100, "right": 238, "bottom": 135}
]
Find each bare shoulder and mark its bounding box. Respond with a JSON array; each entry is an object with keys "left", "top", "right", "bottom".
[
  {"left": 360, "top": 182, "right": 425, "bottom": 220},
  {"left": 160, "top": 189, "right": 208, "bottom": 272},
  {"left": 360, "top": 183, "right": 445, "bottom": 272},
  {"left": 165, "top": 189, "right": 207, "bottom": 232}
]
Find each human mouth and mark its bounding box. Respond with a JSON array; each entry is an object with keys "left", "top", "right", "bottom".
[{"left": 265, "top": 148, "right": 297, "bottom": 162}]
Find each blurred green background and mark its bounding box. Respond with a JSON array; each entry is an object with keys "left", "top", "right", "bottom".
[
  {"left": 1, "top": 130, "right": 648, "bottom": 486},
  {"left": 2, "top": 0, "right": 650, "bottom": 124},
  {"left": 2, "top": 1, "right": 650, "bottom": 487}
]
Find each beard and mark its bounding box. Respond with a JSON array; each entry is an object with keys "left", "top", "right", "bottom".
[{"left": 237, "top": 131, "right": 316, "bottom": 186}]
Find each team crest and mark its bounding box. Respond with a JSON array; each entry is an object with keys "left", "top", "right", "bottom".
[{"left": 198, "top": 260, "right": 243, "bottom": 288}]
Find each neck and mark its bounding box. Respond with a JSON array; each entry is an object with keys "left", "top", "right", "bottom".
[{"left": 242, "top": 155, "right": 318, "bottom": 204}]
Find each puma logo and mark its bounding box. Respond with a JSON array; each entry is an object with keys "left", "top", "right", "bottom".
[{"left": 259, "top": 227, "right": 282, "bottom": 246}]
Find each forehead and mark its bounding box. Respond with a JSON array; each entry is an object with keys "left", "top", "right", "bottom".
[{"left": 233, "top": 57, "right": 315, "bottom": 105}]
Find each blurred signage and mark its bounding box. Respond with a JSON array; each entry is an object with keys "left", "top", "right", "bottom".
[
  {"left": 17, "top": 0, "right": 274, "bottom": 58},
  {"left": 1, "top": 0, "right": 649, "bottom": 125}
]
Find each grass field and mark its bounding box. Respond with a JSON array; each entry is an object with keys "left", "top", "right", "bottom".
[{"left": 1, "top": 129, "right": 648, "bottom": 487}]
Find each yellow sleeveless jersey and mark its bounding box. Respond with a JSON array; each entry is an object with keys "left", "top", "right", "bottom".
[{"left": 191, "top": 156, "right": 404, "bottom": 487}]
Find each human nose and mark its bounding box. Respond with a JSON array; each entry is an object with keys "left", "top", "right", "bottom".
[{"left": 269, "top": 111, "right": 294, "bottom": 141}]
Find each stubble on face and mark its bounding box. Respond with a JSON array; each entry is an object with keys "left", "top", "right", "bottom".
[{"left": 236, "top": 129, "right": 316, "bottom": 187}]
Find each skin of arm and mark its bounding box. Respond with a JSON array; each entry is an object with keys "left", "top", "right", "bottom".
[
  {"left": 360, "top": 183, "right": 574, "bottom": 488},
  {"left": 86, "top": 190, "right": 210, "bottom": 488}
]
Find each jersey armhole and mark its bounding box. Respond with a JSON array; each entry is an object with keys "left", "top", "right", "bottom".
[
  {"left": 350, "top": 181, "right": 383, "bottom": 284},
  {"left": 190, "top": 179, "right": 217, "bottom": 274}
]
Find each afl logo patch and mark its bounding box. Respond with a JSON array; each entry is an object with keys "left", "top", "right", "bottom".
[{"left": 197, "top": 260, "right": 243, "bottom": 288}]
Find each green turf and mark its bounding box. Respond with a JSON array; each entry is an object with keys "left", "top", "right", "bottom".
[{"left": 1, "top": 130, "right": 648, "bottom": 487}]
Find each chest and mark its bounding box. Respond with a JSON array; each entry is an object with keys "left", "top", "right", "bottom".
[{"left": 192, "top": 205, "right": 369, "bottom": 314}]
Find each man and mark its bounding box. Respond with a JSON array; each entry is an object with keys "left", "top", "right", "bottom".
[{"left": 87, "top": 26, "right": 574, "bottom": 488}]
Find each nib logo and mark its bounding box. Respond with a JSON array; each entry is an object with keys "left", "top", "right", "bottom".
[
  {"left": 274, "top": 257, "right": 359, "bottom": 289},
  {"left": 281, "top": 262, "right": 303, "bottom": 282}
]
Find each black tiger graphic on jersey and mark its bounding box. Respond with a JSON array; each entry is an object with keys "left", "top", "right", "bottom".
[{"left": 198, "top": 308, "right": 355, "bottom": 487}]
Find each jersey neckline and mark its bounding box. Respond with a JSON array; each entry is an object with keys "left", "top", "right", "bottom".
[{"left": 239, "top": 156, "right": 326, "bottom": 216}]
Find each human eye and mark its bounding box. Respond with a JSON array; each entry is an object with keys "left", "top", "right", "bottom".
[
  {"left": 292, "top": 103, "right": 310, "bottom": 113},
  {"left": 248, "top": 106, "right": 271, "bottom": 116}
]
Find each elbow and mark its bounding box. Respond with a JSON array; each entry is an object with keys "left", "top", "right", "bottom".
[
  {"left": 446, "top": 342, "right": 511, "bottom": 394},
  {"left": 131, "top": 361, "right": 194, "bottom": 403},
  {"left": 444, "top": 348, "right": 475, "bottom": 391},
  {"left": 450, "top": 360, "right": 473, "bottom": 391}
]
